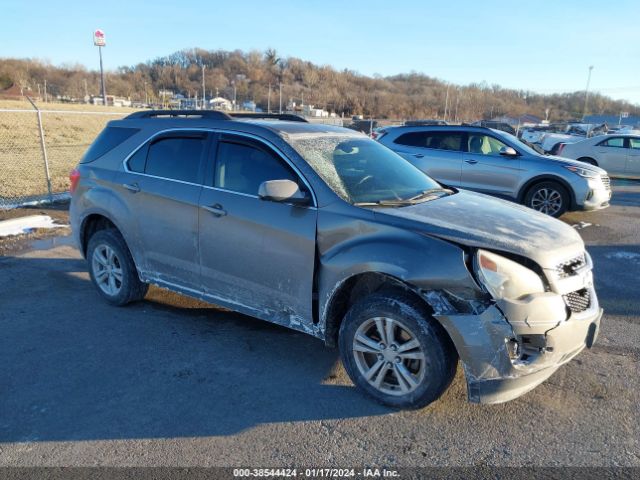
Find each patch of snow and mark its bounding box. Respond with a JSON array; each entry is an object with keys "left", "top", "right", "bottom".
[
  {"left": 572, "top": 222, "right": 593, "bottom": 230},
  {"left": 0, "top": 215, "right": 67, "bottom": 237}
]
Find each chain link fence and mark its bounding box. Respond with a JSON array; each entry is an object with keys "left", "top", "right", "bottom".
[
  {"left": 0, "top": 106, "right": 126, "bottom": 209},
  {"left": 0, "top": 105, "right": 415, "bottom": 209}
]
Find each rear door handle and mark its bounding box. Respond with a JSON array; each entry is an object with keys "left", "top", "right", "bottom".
[
  {"left": 123, "top": 182, "right": 140, "bottom": 193},
  {"left": 413, "top": 153, "right": 424, "bottom": 158},
  {"left": 464, "top": 159, "right": 478, "bottom": 165},
  {"left": 202, "top": 204, "right": 227, "bottom": 217}
]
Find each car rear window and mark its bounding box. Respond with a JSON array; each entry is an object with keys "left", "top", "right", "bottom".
[{"left": 80, "top": 126, "right": 139, "bottom": 163}]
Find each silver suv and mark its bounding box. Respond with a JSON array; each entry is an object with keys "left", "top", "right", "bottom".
[
  {"left": 70, "top": 111, "right": 602, "bottom": 408},
  {"left": 377, "top": 125, "right": 612, "bottom": 217}
]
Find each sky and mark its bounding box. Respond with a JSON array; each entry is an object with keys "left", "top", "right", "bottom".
[{"left": 2, "top": 0, "right": 639, "bottom": 104}]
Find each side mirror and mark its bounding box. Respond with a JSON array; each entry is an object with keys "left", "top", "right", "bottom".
[
  {"left": 258, "top": 179, "right": 310, "bottom": 205},
  {"left": 499, "top": 146, "right": 518, "bottom": 157}
]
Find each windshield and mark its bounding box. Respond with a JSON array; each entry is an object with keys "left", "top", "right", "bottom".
[
  {"left": 285, "top": 132, "right": 445, "bottom": 204},
  {"left": 492, "top": 129, "right": 541, "bottom": 156}
]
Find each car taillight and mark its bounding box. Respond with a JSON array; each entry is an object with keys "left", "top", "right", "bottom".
[{"left": 69, "top": 169, "right": 80, "bottom": 194}]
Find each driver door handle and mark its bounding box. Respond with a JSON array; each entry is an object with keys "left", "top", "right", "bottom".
[
  {"left": 202, "top": 204, "right": 227, "bottom": 217},
  {"left": 412, "top": 153, "right": 424, "bottom": 158},
  {"left": 464, "top": 158, "right": 478, "bottom": 165}
]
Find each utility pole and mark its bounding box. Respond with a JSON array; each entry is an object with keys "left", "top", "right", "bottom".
[
  {"left": 582, "top": 65, "right": 594, "bottom": 121},
  {"left": 279, "top": 82, "right": 282, "bottom": 114},
  {"left": 454, "top": 91, "right": 460, "bottom": 123},
  {"left": 84, "top": 78, "right": 88, "bottom": 101},
  {"left": 44, "top": 79, "right": 47, "bottom": 103},
  {"left": 444, "top": 83, "right": 450, "bottom": 122},
  {"left": 201, "top": 64, "right": 206, "bottom": 110},
  {"left": 232, "top": 81, "right": 237, "bottom": 111},
  {"left": 268, "top": 83, "right": 271, "bottom": 113},
  {"left": 144, "top": 81, "right": 148, "bottom": 105}
]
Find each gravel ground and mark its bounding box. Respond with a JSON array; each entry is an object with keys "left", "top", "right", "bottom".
[{"left": 0, "top": 182, "right": 638, "bottom": 468}]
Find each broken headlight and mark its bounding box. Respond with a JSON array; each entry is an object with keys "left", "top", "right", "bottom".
[{"left": 474, "top": 250, "right": 545, "bottom": 300}]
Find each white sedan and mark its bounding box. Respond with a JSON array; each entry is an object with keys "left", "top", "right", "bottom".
[{"left": 558, "top": 134, "right": 640, "bottom": 179}]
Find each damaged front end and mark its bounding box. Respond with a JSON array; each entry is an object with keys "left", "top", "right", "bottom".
[{"left": 425, "top": 249, "right": 602, "bottom": 404}]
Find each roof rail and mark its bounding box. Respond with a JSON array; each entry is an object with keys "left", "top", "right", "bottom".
[
  {"left": 124, "top": 110, "right": 233, "bottom": 120},
  {"left": 230, "top": 113, "right": 308, "bottom": 123}
]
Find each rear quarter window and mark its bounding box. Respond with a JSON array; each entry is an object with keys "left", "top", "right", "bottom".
[{"left": 80, "top": 126, "right": 140, "bottom": 163}]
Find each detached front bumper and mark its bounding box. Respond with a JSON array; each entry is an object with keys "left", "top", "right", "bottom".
[{"left": 436, "top": 285, "right": 602, "bottom": 404}]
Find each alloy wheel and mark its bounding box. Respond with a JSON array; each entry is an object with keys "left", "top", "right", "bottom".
[
  {"left": 352, "top": 316, "right": 426, "bottom": 396},
  {"left": 530, "top": 187, "right": 563, "bottom": 215},
  {"left": 91, "top": 244, "right": 123, "bottom": 296}
]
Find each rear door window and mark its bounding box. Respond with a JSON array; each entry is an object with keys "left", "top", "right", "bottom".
[
  {"left": 394, "top": 131, "right": 463, "bottom": 151},
  {"left": 144, "top": 134, "right": 207, "bottom": 183},
  {"left": 598, "top": 137, "right": 625, "bottom": 148},
  {"left": 394, "top": 132, "right": 428, "bottom": 147}
]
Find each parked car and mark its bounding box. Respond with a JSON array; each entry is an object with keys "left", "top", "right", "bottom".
[
  {"left": 558, "top": 134, "right": 640, "bottom": 179},
  {"left": 70, "top": 110, "right": 602, "bottom": 408},
  {"left": 377, "top": 125, "right": 611, "bottom": 217}
]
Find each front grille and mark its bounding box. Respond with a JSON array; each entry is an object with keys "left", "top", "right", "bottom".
[
  {"left": 601, "top": 175, "right": 611, "bottom": 190},
  {"left": 556, "top": 254, "right": 587, "bottom": 279},
  {"left": 563, "top": 288, "right": 591, "bottom": 313}
]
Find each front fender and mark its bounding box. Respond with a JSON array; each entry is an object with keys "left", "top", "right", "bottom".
[{"left": 317, "top": 210, "right": 480, "bottom": 333}]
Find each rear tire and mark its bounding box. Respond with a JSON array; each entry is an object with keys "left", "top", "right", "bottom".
[
  {"left": 87, "top": 229, "right": 148, "bottom": 306},
  {"left": 338, "top": 292, "right": 457, "bottom": 409},
  {"left": 524, "top": 181, "right": 569, "bottom": 217}
]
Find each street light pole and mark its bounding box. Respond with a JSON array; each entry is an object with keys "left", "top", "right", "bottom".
[
  {"left": 98, "top": 46, "right": 107, "bottom": 106},
  {"left": 201, "top": 65, "right": 206, "bottom": 110},
  {"left": 93, "top": 30, "right": 107, "bottom": 106},
  {"left": 268, "top": 83, "right": 271, "bottom": 113},
  {"left": 279, "top": 82, "right": 282, "bottom": 114},
  {"left": 582, "top": 65, "right": 594, "bottom": 121}
]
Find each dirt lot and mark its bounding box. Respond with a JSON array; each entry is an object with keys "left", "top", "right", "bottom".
[{"left": 0, "top": 182, "right": 639, "bottom": 468}]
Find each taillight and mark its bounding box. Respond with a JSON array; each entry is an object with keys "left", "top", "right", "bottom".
[{"left": 69, "top": 169, "right": 80, "bottom": 194}]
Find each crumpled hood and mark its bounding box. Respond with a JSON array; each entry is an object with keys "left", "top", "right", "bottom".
[{"left": 374, "top": 190, "right": 584, "bottom": 269}]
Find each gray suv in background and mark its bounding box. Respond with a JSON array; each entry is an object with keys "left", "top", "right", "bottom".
[
  {"left": 377, "top": 125, "right": 612, "bottom": 217},
  {"left": 70, "top": 111, "right": 602, "bottom": 408}
]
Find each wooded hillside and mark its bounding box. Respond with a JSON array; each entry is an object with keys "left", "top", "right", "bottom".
[{"left": 2, "top": 48, "right": 638, "bottom": 121}]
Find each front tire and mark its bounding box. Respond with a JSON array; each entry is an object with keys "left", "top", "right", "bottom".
[
  {"left": 524, "top": 181, "right": 569, "bottom": 217},
  {"left": 87, "top": 229, "right": 148, "bottom": 306},
  {"left": 339, "top": 292, "right": 457, "bottom": 409}
]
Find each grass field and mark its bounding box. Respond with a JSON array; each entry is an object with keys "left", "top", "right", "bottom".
[{"left": 0, "top": 99, "right": 133, "bottom": 202}]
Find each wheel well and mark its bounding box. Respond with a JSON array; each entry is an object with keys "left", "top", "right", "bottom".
[
  {"left": 577, "top": 156, "right": 598, "bottom": 166},
  {"left": 323, "top": 272, "right": 434, "bottom": 348},
  {"left": 518, "top": 175, "right": 575, "bottom": 209},
  {"left": 80, "top": 214, "right": 117, "bottom": 256}
]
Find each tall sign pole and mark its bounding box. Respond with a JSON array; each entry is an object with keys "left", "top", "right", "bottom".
[{"left": 94, "top": 29, "right": 107, "bottom": 106}]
